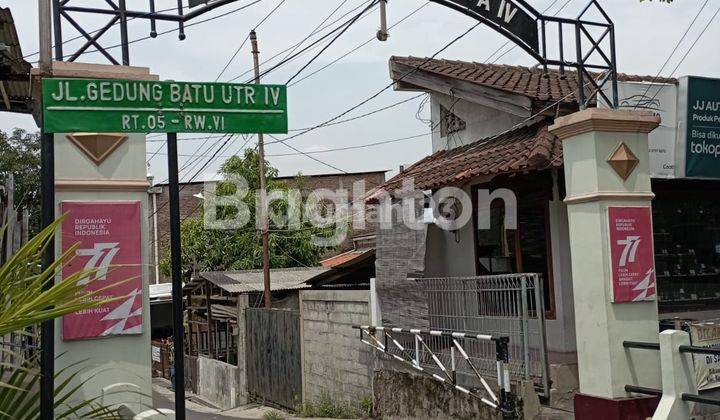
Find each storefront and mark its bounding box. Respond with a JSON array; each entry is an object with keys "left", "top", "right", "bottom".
[{"left": 653, "top": 179, "right": 720, "bottom": 313}]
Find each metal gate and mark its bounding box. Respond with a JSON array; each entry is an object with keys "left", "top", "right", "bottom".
[
  {"left": 245, "top": 308, "right": 302, "bottom": 409},
  {"left": 416, "top": 274, "right": 551, "bottom": 397}
]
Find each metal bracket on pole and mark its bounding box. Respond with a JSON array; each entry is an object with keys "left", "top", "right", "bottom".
[{"left": 376, "top": 0, "right": 388, "bottom": 41}]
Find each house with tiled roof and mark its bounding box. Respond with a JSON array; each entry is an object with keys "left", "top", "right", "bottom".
[{"left": 370, "top": 56, "right": 720, "bottom": 408}]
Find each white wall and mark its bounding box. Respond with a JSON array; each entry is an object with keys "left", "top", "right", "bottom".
[
  {"left": 430, "top": 93, "right": 527, "bottom": 152},
  {"left": 424, "top": 184, "right": 477, "bottom": 277}
]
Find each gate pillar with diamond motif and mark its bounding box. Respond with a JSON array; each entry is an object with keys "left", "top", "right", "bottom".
[
  {"left": 549, "top": 109, "right": 662, "bottom": 419},
  {"left": 50, "top": 62, "right": 156, "bottom": 414}
]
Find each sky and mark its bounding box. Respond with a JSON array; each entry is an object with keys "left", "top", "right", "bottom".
[{"left": 3, "top": 0, "right": 720, "bottom": 184}]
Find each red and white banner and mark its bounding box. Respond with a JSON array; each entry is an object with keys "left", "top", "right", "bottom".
[
  {"left": 608, "top": 206, "right": 656, "bottom": 303},
  {"left": 61, "top": 201, "right": 143, "bottom": 340}
]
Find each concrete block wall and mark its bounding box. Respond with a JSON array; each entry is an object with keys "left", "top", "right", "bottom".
[
  {"left": 300, "top": 290, "right": 373, "bottom": 403},
  {"left": 196, "top": 356, "right": 241, "bottom": 410}
]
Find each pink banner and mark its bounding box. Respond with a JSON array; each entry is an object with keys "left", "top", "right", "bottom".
[
  {"left": 608, "top": 206, "right": 656, "bottom": 303},
  {"left": 61, "top": 201, "right": 143, "bottom": 340}
]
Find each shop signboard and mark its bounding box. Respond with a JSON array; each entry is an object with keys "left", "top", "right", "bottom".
[
  {"left": 61, "top": 201, "right": 143, "bottom": 340},
  {"left": 608, "top": 206, "right": 656, "bottom": 303},
  {"left": 600, "top": 81, "right": 678, "bottom": 178},
  {"left": 689, "top": 322, "right": 720, "bottom": 391},
  {"left": 677, "top": 76, "right": 720, "bottom": 178},
  {"left": 42, "top": 78, "right": 288, "bottom": 134}
]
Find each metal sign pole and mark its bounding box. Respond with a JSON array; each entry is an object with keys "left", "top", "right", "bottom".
[
  {"left": 39, "top": 132, "right": 55, "bottom": 420},
  {"left": 39, "top": 0, "right": 55, "bottom": 418},
  {"left": 166, "top": 132, "right": 186, "bottom": 418}
]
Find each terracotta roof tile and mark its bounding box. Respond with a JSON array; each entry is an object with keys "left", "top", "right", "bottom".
[
  {"left": 320, "top": 250, "right": 367, "bottom": 268},
  {"left": 370, "top": 119, "right": 561, "bottom": 198},
  {"left": 391, "top": 56, "right": 677, "bottom": 105}
]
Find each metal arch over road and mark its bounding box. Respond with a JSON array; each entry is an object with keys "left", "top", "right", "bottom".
[
  {"left": 52, "top": 0, "right": 620, "bottom": 108},
  {"left": 431, "top": 0, "right": 541, "bottom": 58},
  {"left": 51, "top": 0, "right": 250, "bottom": 65},
  {"left": 429, "top": 0, "right": 620, "bottom": 109}
]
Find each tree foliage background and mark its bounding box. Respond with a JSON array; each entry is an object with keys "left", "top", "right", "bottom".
[
  {"left": 159, "top": 149, "right": 336, "bottom": 278},
  {"left": 0, "top": 129, "right": 41, "bottom": 233}
]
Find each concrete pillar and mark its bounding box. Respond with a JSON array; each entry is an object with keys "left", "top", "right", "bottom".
[
  {"left": 652, "top": 330, "right": 696, "bottom": 420},
  {"left": 549, "top": 109, "right": 662, "bottom": 418},
  {"left": 50, "top": 62, "right": 158, "bottom": 415}
]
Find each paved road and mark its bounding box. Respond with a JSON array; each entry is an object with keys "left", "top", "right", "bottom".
[{"left": 152, "top": 389, "right": 255, "bottom": 420}]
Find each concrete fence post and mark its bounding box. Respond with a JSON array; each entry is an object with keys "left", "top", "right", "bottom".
[{"left": 652, "top": 330, "right": 696, "bottom": 420}]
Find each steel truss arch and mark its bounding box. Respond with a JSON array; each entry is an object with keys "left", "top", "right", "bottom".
[
  {"left": 51, "top": 0, "right": 249, "bottom": 66},
  {"left": 428, "top": 0, "right": 619, "bottom": 108}
]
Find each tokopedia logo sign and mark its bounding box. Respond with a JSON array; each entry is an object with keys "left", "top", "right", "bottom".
[{"left": 684, "top": 76, "right": 720, "bottom": 178}]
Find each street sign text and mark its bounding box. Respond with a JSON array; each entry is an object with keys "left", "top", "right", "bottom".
[{"left": 42, "top": 78, "right": 288, "bottom": 134}]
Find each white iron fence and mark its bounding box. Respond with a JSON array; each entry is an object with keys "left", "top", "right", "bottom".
[
  {"left": 413, "top": 274, "right": 551, "bottom": 397},
  {"left": 355, "top": 325, "right": 516, "bottom": 417}
]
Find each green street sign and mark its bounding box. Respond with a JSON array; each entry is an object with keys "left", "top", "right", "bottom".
[{"left": 42, "top": 78, "right": 288, "bottom": 134}]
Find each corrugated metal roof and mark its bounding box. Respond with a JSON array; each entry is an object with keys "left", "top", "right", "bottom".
[{"left": 199, "top": 267, "right": 329, "bottom": 294}]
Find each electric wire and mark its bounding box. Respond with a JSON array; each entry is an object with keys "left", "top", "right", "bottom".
[
  {"left": 23, "top": 3, "right": 196, "bottom": 59},
  {"left": 287, "top": 93, "right": 425, "bottom": 131},
  {"left": 287, "top": 1, "right": 430, "bottom": 87},
  {"left": 225, "top": 0, "right": 375, "bottom": 82},
  {"left": 244, "top": 2, "right": 380, "bottom": 83},
  {"left": 483, "top": 0, "right": 562, "bottom": 62},
  {"left": 165, "top": 0, "right": 287, "bottom": 182},
  {"left": 488, "top": 0, "right": 574, "bottom": 64},
  {"left": 214, "top": 0, "right": 288, "bottom": 81},
  {"left": 276, "top": 0, "right": 350, "bottom": 65},
  {"left": 147, "top": 131, "right": 431, "bottom": 159},
  {"left": 285, "top": 0, "right": 379, "bottom": 84},
  {"left": 265, "top": 20, "right": 484, "bottom": 147},
  {"left": 637, "top": 1, "right": 718, "bottom": 109}
]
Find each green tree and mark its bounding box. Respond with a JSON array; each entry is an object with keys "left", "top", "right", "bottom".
[
  {"left": 0, "top": 128, "right": 41, "bottom": 233},
  {"left": 160, "top": 149, "right": 336, "bottom": 277}
]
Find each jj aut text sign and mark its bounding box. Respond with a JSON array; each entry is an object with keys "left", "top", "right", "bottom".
[
  {"left": 682, "top": 76, "right": 720, "bottom": 178},
  {"left": 42, "top": 78, "right": 288, "bottom": 134}
]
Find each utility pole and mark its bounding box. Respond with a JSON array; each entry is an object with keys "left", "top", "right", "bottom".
[
  {"left": 38, "top": 1, "right": 55, "bottom": 419},
  {"left": 250, "top": 30, "right": 272, "bottom": 309}
]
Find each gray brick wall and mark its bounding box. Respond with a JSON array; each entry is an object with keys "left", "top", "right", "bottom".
[
  {"left": 299, "top": 290, "right": 373, "bottom": 403},
  {"left": 374, "top": 198, "right": 429, "bottom": 328}
]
